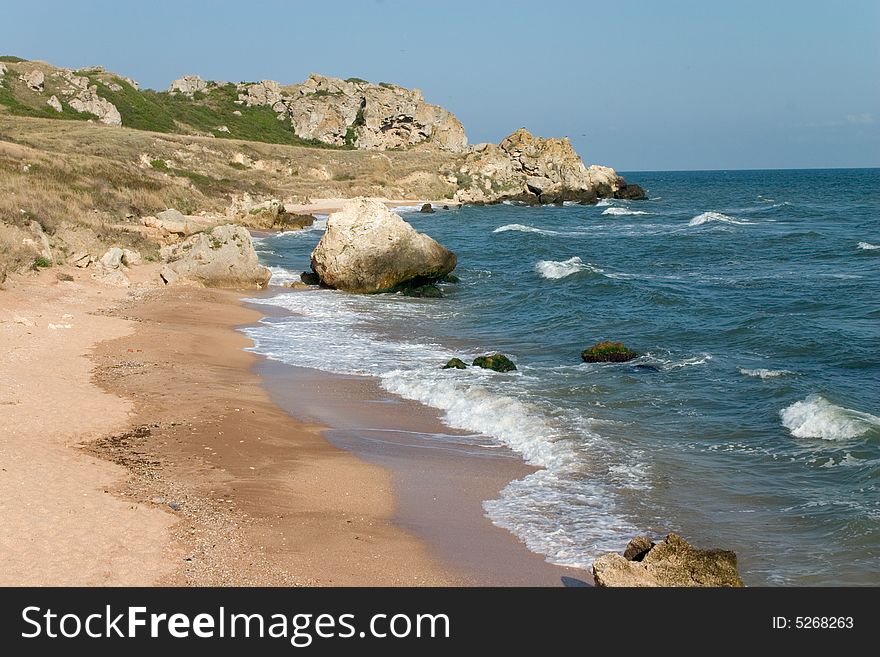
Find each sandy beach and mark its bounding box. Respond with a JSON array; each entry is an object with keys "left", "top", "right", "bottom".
[{"left": 0, "top": 262, "right": 589, "bottom": 586}]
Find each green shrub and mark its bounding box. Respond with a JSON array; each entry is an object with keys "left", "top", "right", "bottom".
[{"left": 33, "top": 256, "right": 52, "bottom": 269}]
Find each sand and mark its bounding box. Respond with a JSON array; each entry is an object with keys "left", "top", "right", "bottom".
[
  {"left": 0, "top": 261, "right": 591, "bottom": 587},
  {"left": 285, "top": 197, "right": 459, "bottom": 215}
]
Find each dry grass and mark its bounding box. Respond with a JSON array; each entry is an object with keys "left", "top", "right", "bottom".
[{"left": 0, "top": 113, "right": 463, "bottom": 275}]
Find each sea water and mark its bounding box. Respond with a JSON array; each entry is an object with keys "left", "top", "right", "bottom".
[{"left": 244, "top": 168, "right": 880, "bottom": 585}]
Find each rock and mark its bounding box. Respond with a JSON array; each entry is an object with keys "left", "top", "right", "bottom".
[
  {"left": 443, "top": 358, "right": 468, "bottom": 370},
  {"left": 300, "top": 271, "right": 321, "bottom": 286},
  {"left": 121, "top": 249, "right": 142, "bottom": 266},
  {"left": 46, "top": 95, "right": 62, "bottom": 112},
  {"left": 420, "top": 203, "right": 435, "bottom": 214},
  {"left": 56, "top": 271, "right": 74, "bottom": 282},
  {"left": 69, "top": 252, "right": 92, "bottom": 268},
  {"left": 592, "top": 533, "right": 745, "bottom": 587},
  {"left": 452, "top": 128, "right": 643, "bottom": 206},
  {"left": 581, "top": 341, "right": 638, "bottom": 363},
  {"left": 216, "top": 125, "right": 229, "bottom": 133},
  {"left": 310, "top": 198, "right": 457, "bottom": 294},
  {"left": 19, "top": 70, "right": 44, "bottom": 91},
  {"left": 99, "top": 247, "right": 124, "bottom": 269},
  {"left": 276, "top": 213, "right": 316, "bottom": 231},
  {"left": 0, "top": 63, "right": 7, "bottom": 80},
  {"left": 159, "top": 224, "right": 271, "bottom": 289},
  {"left": 168, "top": 75, "right": 208, "bottom": 97},
  {"left": 68, "top": 86, "right": 122, "bottom": 125},
  {"left": 472, "top": 353, "right": 517, "bottom": 372},
  {"left": 441, "top": 273, "right": 461, "bottom": 283},
  {"left": 623, "top": 536, "right": 655, "bottom": 561},
  {"left": 23, "top": 221, "right": 52, "bottom": 261},
  {"left": 283, "top": 281, "right": 311, "bottom": 290},
  {"left": 146, "top": 208, "right": 202, "bottom": 236},
  {"left": 615, "top": 183, "right": 647, "bottom": 200},
  {"left": 401, "top": 283, "right": 442, "bottom": 298},
  {"left": 240, "top": 74, "right": 468, "bottom": 152}
]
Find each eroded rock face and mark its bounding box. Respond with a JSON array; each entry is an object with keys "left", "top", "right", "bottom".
[
  {"left": 68, "top": 86, "right": 122, "bottom": 125},
  {"left": 592, "top": 533, "right": 745, "bottom": 587},
  {"left": 46, "top": 95, "right": 62, "bottom": 112},
  {"left": 310, "top": 198, "right": 457, "bottom": 293},
  {"left": 452, "top": 129, "right": 645, "bottom": 205},
  {"left": 237, "top": 74, "right": 468, "bottom": 152},
  {"left": 168, "top": 75, "right": 208, "bottom": 97},
  {"left": 160, "top": 224, "right": 271, "bottom": 288},
  {"left": 19, "top": 70, "right": 44, "bottom": 91}
]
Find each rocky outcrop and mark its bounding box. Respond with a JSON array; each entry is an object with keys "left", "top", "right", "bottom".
[
  {"left": 68, "top": 87, "right": 122, "bottom": 125},
  {"left": 237, "top": 74, "right": 468, "bottom": 152},
  {"left": 168, "top": 75, "right": 208, "bottom": 97},
  {"left": 160, "top": 224, "right": 271, "bottom": 288},
  {"left": 472, "top": 353, "right": 518, "bottom": 372},
  {"left": 46, "top": 95, "right": 62, "bottom": 112},
  {"left": 452, "top": 128, "right": 645, "bottom": 205},
  {"left": 19, "top": 69, "right": 44, "bottom": 91},
  {"left": 581, "top": 341, "right": 639, "bottom": 363},
  {"left": 309, "top": 198, "right": 457, "bottom": 293},
  {"left": 443, "top": 358, "right": 468, "bottom": 370},
  {"left": 592, "top": 534, "right": 745, "bottom": 587}
]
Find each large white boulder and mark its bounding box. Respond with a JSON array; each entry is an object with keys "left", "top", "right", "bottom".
[
  {"left": 310, "top": 198, "right": 456, "bottom": 294},
  {"left": 160, "top": 224, "right": 270, "bottom": 289}
]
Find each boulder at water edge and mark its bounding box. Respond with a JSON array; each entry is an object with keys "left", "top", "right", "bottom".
[
  {"left": 310, "top": 198, "right": 457, "bottom": 294},
  {"left": 160, "top": 224, "right": 270, "bottom": 288},
  {"left": 592, "top": 533, "right": 745, "bottom": 587},
  {"left": 472, "top": 353, "right": 517, "bottom": 372}
]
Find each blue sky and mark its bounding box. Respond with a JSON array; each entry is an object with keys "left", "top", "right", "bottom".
[{"left": 2, "top": 0, "right": 878, "bottom": 170}]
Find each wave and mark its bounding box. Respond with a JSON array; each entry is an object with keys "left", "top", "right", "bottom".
[
  {"left": 602, "top": 207, "right": 651, "bottom": 216},
  {"left": 689, "top": 211, "right": 754, "bottom": 227},
  {"left": 740, "top": 368, "right": 793, "bottom": 380},
  {"left": 241, "top": 288, "right": 646, "bottom": 568},
  {"left": 535, "top": 257, "right": 602, "bottom": 279},
  {"left": 780, "top": 395, "right": 880, "bottom": 441},
  {"left": 494, "top": 223, "right": 561, "bottom": 236},
  {"left": 858, "top": 242, "right": 879, "bottom": 250},
  {"left": 596, "top": 198, "right": 613, "bottom": 206},
  {"left": 267, "top": 266, "right": 302, "bottom": 286}
]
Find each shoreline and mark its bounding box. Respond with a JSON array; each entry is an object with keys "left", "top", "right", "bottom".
[
  {"left": 285, "top": 198, "right": 460, "bottom": 216},
  {"left": 1, "top": 263, "right": 588, "bottom": 585}
]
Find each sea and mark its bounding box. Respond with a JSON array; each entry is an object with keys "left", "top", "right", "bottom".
[{"left": 244, "top": 168, "right": 880, "bottom": 586}]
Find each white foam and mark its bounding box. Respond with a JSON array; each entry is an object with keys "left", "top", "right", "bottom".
[
  {"left": 602, "top": 207, "right": 651, "bottom": 216},
  {"left": 780, "top": 395, "right": 880, "bottom": 441},
  {"left": 535, "top": 257, "right": 602, "bottom": 279},
  {"left": 689, "top": 211, "right": 753, "bottom": 226},
  {"left": 595, "top": 198, "right": 613, "bottom": 206},
  {"left": 858, "top": 242, "right": 879, "bottom": 250},
  {"left": 740, "top": 368, "right": 793, "bottom": 380},
  {"left": 278, "top": 217, "right": 328, "bottom": 235},
  {"left": 493, "top": 223, "right": 561, "bottom": 236},
  {"left": 267, "top": 266, "right": 302, "bottom": 286},
  {"left": 241, "top": 287, "right": 648, "bottom": 569}
]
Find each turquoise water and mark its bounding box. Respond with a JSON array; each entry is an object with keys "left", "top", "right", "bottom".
[{"left": 245, "top": 168, "right": 880, "bottom": 585}]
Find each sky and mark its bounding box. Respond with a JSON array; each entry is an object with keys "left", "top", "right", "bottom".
[{"left": 2, "top": 0, "right": 878, "bottom": 170}]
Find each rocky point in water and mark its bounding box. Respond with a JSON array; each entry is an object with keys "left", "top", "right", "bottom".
[
  {"left": 309, "top": 198, "right": 457, "bottom": 294},
  {"left": 581, "top": 341, "right": 639, "bottom": 363},
  {"left": 450, "top": 128, "right": 646, "bottom": 206},
  {"left": 592, "top": 533, "right": 745, "bottom": 587},
  {"left": 472, "top": 353, "right": 518, "bottom": 372},
  {"left": 443, "top": 358, "right": 468, "bottom": 370}
]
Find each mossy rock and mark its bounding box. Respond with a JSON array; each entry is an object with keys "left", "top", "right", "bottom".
[
  {"left": 443, "top": 358, "right": 468, "bottom": 370},
  {"left": 401, "top": 283, "right": 443, "bottom": 298},
  {"left": 300, "top": 271, "right": 321, "bottom": 285},
  {"left": 440, "top": 273, "right": 461, "bottom": 283},
  {"left": 276, "top": 213, "right": 316, "bottom": 230},
  {"left": 581, "top": 341, "right": 638, "bottom": 363},
  {"left": 472, "top": 353, "right": 517, "bottom": 372},
  {"left": 420, "top": 203, "right": 435, "bottom": 213}
]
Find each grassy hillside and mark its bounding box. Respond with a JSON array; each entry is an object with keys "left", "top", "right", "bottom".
[
  {"left": 0, "top": 58, "right": 337, "bottom": 147},
  {"left": 0, "top": 113, "right": 461, "bottom": 277}
]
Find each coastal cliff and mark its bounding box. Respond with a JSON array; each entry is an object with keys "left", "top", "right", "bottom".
[{"left": 0, "top": 55, "right": 644, "bottom": 280}]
